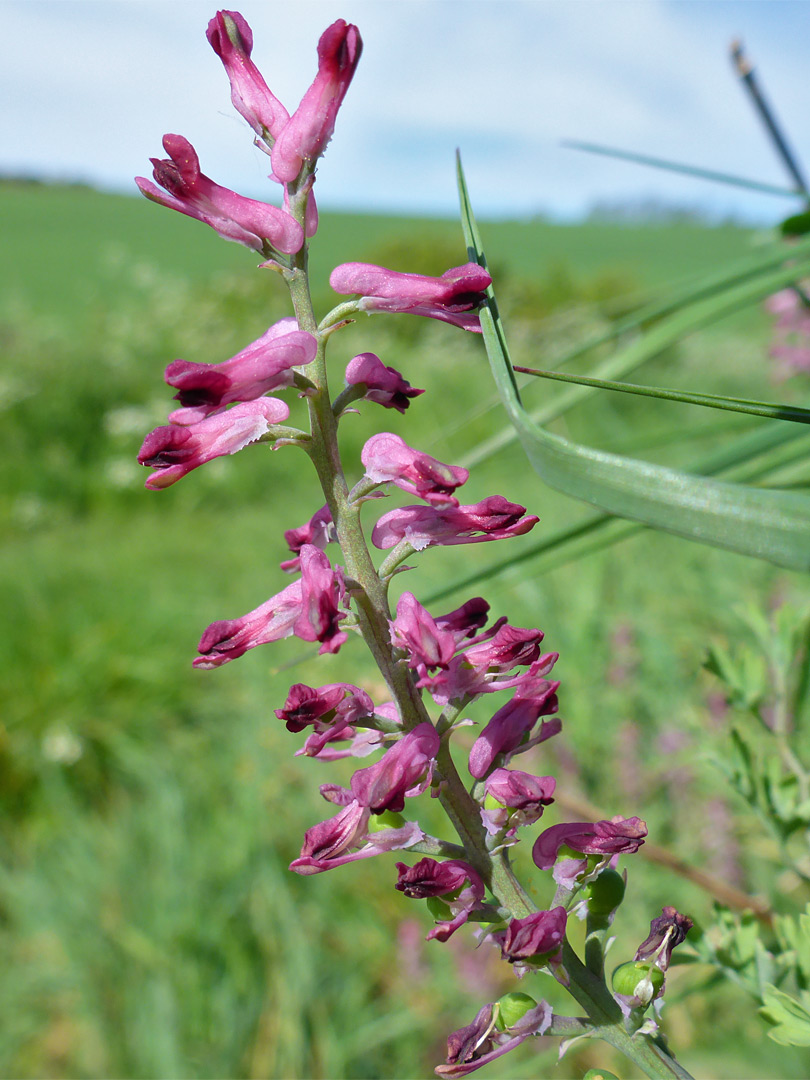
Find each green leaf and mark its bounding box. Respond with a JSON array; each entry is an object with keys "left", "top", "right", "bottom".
[
  {"left": 781, "top": 211, "right": 810, "bottom": 238},
  {"left": 456, "top": 154, "right": 810, "bottom": 572},
  {"left": 760, "top": 985, "right": 810, "bottom": 1046}
]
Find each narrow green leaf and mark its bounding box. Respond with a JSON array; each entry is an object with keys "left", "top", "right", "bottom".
[
  {"left": 456, "top": 154, "right": 810, "bottom": 572},
  {"left": 512, "top": 365, "right": 810, "bottom": 426},
  {"left": 562, "top": 139, "right": 802, "bottom": 198}
]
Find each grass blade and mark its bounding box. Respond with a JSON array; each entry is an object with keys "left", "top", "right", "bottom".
[{"left": 456, "top": 154, "right": 810, "bottom": 573}]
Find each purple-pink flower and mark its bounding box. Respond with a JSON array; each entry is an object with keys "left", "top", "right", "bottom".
[
  {"left": 389, "top": 592, "right": 458, "bottom": 676},
  {"left": 372, "top": 496, "right": 539, "bottom": 551},
  {"left": 136, "top": 134, "right": 303, "bottom": 254},
  {"left": 281, "top": 504, "right": 335, "bottom": 573},
  {"left": 138, "top": 398, "right": 290, "bottom": 489},
  {"left": 765, "top": 286, "right": 810, "bottom": 372},
  {"left": 634, "top": 906, "right": 693, "bottom": 972},
  {"left": 293, "top": 545, "right": 348, "bottom": 655},
  {"left": 501, "top": 907, "right": 567, "bottom": 962},
  {"left": 344, "top": 353, "right": 424, "bottom": 413},
  {"left": 275, "top": 682, "right": 373, "bottom": 732},
  {"left": 289, "top": 799, "right": 423, "bottom": 875},
  {"left": 531, "top": 816, "right": 648, "bottom": 871},
  {"left": 395, "top": 858, "right": 485, "bottom": 941},
  {"left": 193, "top": 578, "right": 303, "bottom": 669},
  {"left": 362, "top": 433, "right": 469, "bottom": 506},
  {"left": 330, "top": 262, "right": 492, "bottom": 332},
  {"left": 482, "top": 769, "right": 556, "bottom": 836},
  {"left": 165, "top": 317, "right": 317, "bottom": 423},
  {"left": 271, "top": 20, "right": 362, "bottom": 182},
  {"left": 206, "top": 10, "right": 290, "bottom": 142},
  {"left": 468, "top": 684, "right": 561, "bottom": 780},
  {"left": 350, "top": 722, "right": 440, "bottom": 813}
]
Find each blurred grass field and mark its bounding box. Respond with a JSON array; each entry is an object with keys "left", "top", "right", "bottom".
[{"left": 3, "top": 180, "right": 810, "bottom": 1079}]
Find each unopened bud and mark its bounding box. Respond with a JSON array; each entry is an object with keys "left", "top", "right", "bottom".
[{"left": 494, "top": 992, "right": 538, "bottom": 1031}]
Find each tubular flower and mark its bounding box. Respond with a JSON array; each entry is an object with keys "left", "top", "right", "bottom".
[
  {"left": 362, "top": 433, "right": 469, "bottom": 506},
  {"left": 165, "top": 317, "right": 317, "bottom": 423},
  {"left": 389, "top": 592, "right": 458, "bottom": 676},
  {"left": 350, "top": 722, "right": 440, "bottom": 813},
  {"left": 138, "top": 397, "right": 289, "bottom": 489},
  {"left": 344, "top": 353, "right": 424, "bottom": 412},
  {"left": 330, "top": 262, "right": 492, "bottom": 332},
  {"left": 481, "top": 768, "right": 556, "bottom": 836},
  {"left": 206, "top": 10, "right": 290, "bottom": 141},
  {"left": 634, "top": 906, "right": 693, "bottom": 972},
  {"left": 434, "top": 597, "right": 491, "bottom": 640},
  {"left": 435, "top": 1001, "right": 553, "bottom": 1078},
  {"left": 532, "top": 816, "right": 648, "bottom": 871},
  {"left": 293, "top": 544, "right": 348, "bottom": 655},
  {"left": 289, "top": 798, "right": 424, "bottom": 875},
  {"left": 468, "top": 684, "right": 561, "bottom": 780},
  {"left": 501, "top": 907, "right": 567, "bottom": 963},
  {"left": 193, "top": 579, "right": 303, "bottom": 669},
  {"left": 395, "top": 858, "right": 485, "bottom": 941},
  {"left": 271, "top": 20, "right": 362, "bottom": 182},
  {"left": 274, "top": 682, "right": 373, "bottom": 732},
  {"left": 136, "top": 134, "right": 303, "bottom": 253},
  {"left": 372, "top": 496, "right": 539, "bottom": 551},
  {"left": 281, "top": 504, "right": 335, "bottom": 573}
]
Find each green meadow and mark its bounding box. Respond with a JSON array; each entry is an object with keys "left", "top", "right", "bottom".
[{"left": 2, "top": 181, "right": 809, "bottom": 1078}]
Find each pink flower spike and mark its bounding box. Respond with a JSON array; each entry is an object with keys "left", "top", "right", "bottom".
[
  {"left": 293, "top": 544, "right": 348, "bottom": 655},
  {"left": 281, "top": 504, "right": 335, "bottom": 573},
  {"left": 193, "top": 579, "right": 303, "bottom": 669},
  {"left": 271, "top": 20, "right": 362, "bottom": 182},
  {"left": 344, "top": 353, "right": 424, "bottom": 413},
  {"left": 395, "top": 858, "right": 485, "bottom": 942},
  {"left": 372, "top": 497, "right": 539, "bottom": 551},
  {"left": 206, "top": 11, "right": 290, "bottom": 142},
  {"left": 330, "top": 262, "right": 492, "bottom": 332},
  {"left": 468, "top": 683, "right": 560, "bottom": 780},
  {"left": 531, "top": 816, "right": 648, "bottom": 871},
  {"left": 290, "top": 799, "right": 424, "bottom": 875},
  {"left": 350, "top": 722, "right": 440, "bottom": 813},
  {"left": 136, "top": 134, "right": 303, "bottom": 254},
  {"left": 139, "top": 398, "right": 290, "bottom": 489},
  {"left": 362, "top": 433, "right": 468, "bottom": 506},
  {"left": 389, "top": 592, "right": 457, "bottom": 674},
  {"left": 165, "top": 317, "right": 317, "bottom": 422}
]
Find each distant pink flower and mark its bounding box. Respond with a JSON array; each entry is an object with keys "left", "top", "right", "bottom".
[
  {"left": 293, "top": 545, "right": 348, "bottom": 655},
  {"left": 395, "top": 858, "right": 485, "bottom": 941},
  {"left": 271, "top": 20, "right": 362, "bottom": 182},
  {"left": 330, "top": 262, "right": 492, "bottom": 331},
  {"left": 193, "top": 578, "right": 303, "bottom": 669},
  {"left": 350, "top": 722, "right": 440, "bottom": 812},
  {"left": 531, "top": 816, "right": 647, "bottom": 871},
  {"left": 362, "top": 433, "right": 468, "bottom": 506},
  {"left": 136, "top": 134, "right": 303, "bottom": 253},
  {"left": 165, "top": 317, "right": 317, "bottom": 423},
  {"left": 289, "top": 799, "right": 423, "bottom": 875},
  {"left": 138, "top": 398, "right": 289, "bottom": 489},
  {"left": 281, "top": 504, "right": 335, "bottom": 572},
  {"left": 344, "top": 353, "right": 424, "bottom": 412},
  {"left": 765, "top": 286, "right": 810, "bottom": 372},
  {"left": 372, "top": 497, "right": 539, "bottom": 551},
  {"left": 206, "top": 10, "right": 290, "bottom": 141}
]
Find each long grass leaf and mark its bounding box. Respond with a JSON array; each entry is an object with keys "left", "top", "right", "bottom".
[{"left": 457, "top": 155, "right": 810, "bottom": 572}]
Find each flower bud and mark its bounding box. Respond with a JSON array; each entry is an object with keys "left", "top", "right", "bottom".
[
  {"left": 612, "top": 961, "right": 665, "bottom": 1002},
  {"left": 494, "top": 992, "right": 537, "bottom": 1031}
]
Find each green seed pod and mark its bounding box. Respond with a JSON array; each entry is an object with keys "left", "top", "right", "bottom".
[
  {"left": 494, "top": 991, "right": 537, "bottom": 1031},
  {"left": 612, "top": 961, "right": 665, "bottom": 999},
  {"left": 583, "top": 1070, "right": 620, "bottom": 1080},
  {"left": 367, "top": 810, "right": 405, "bottom": 832},
  {"left": 586, "top": 869, "right": 626, "bottom": 916}
]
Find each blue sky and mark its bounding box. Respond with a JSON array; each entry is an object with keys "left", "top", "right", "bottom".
[{"left": 4, "top": 0, "right": 809, "bottom": 221}]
